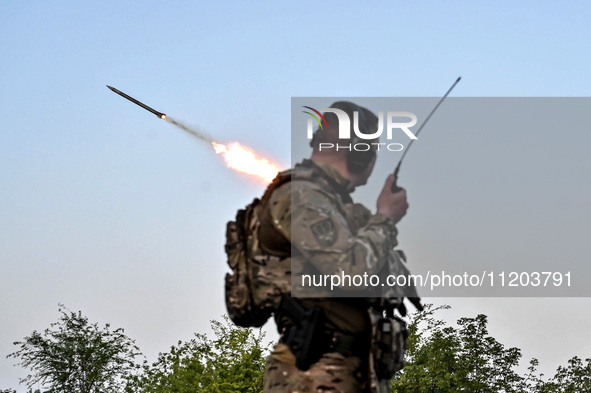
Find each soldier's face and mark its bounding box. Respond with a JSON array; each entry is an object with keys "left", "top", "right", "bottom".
[{"left": 348, "top": 155, "right": 376, "bottom": 192}]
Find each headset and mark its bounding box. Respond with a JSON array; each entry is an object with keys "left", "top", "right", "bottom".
[{"left": 345, "top": 103, "right": 377, "bottom": 174}]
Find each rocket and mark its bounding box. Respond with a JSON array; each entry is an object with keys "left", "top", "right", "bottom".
[
  {"left": 105, "top": 84, "right": 283, "bottom": 183},
  {"left": 106, "top": 85, "right": 166, "bottom": 119}
]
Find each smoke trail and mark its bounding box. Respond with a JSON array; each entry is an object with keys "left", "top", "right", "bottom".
[
  {"left": 164, "top": 115, "right": 281, "bottom": 183},
  {"left": 164, "top": 116, "right": 214, "bottom": 144}
]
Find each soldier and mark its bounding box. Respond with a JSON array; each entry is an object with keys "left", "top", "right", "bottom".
[{"left": 254, "top": 101, "right": 418, "bottom": 393}]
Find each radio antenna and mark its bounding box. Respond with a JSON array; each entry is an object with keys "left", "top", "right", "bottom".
[{"left": 391, "top": 77, "right": 461, "bottom": 192}]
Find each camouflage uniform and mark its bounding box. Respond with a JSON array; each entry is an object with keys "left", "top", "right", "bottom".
[
  {"left": 264, "top": 343, "right": 367, "bottom": 392},
  {"left": 260, "top": 160, "right": 402, "bottom": 393}
]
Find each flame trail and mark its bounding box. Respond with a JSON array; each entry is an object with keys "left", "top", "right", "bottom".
[
  {"left": 212, "top": 141, "right": 281, "bottom": 183},
  {"left": 164, "top": 116, "right": 280, "bottom": 184}
]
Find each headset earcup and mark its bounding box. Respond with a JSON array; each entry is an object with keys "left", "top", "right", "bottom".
[{"left": 345, "top": 104, "right": 376, "bottom": 173}]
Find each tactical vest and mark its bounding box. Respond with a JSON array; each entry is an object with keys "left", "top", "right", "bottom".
[{"left": 224, "top": 163, "right": 382, "bottom": 328}]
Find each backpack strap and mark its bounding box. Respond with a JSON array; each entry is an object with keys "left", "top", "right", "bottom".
[
  {"left": 256, "top": 170, "right": 293, "bottom": 257},
  {"left": 259, "top": 169, "right": 293, "bottom": 208},
  {"left": 256, "top": 165, "right": 321, "bottom": 257}
]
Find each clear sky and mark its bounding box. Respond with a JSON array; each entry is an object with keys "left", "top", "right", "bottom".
[{"left": 1, "top": 1, "right": 590, "bottom": 390}]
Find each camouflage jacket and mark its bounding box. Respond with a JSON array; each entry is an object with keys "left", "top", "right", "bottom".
[{"left": 260, "top": 160, "right": 401, "bottom": 335}]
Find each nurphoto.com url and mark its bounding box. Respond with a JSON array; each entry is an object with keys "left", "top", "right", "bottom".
[{"left": 300, "top": 271, "right": 572, "bottom": 291}]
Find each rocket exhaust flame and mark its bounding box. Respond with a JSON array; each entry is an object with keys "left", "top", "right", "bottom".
[
  {"left": 166, "top": 116, "right": 280, "bottom": 183},
  {"left": 212, "top": 141, "right": 280, "bottom": 183},
  {"left": 106, "top": 85, "right": 280, "bottom": 184},
  {"left": 165, "top": 116, "right": 280, "bottom": 183}
]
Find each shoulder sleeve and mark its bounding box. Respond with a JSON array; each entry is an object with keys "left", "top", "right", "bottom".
[{"left": 267, "top": 179, "right": 398, "bottom": 286}]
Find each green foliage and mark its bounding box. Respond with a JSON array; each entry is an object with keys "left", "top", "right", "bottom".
[
  {"left": 392, "top": 305, "right": 533, "bottom": 393},
  {"left": 538, "top": 356, "right": 591, "bottom": 393},
  {"left": 390, "top": 305, "right": 591, "bottom": 393},
  {"left": 7, "top": 304, "right": 142, "bottom": 393},
  {"left": 7, "top": 305, "right": 590, "bottom": 393},
  {"left": 131, "top": 316, "right": 271, "bottom": 393}
]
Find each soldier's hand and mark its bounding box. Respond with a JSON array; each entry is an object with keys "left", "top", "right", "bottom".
[{"left": 377, "top": 174, "right": 408, "bottom": 224}]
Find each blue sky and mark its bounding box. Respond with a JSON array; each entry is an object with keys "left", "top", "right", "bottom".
[{"left": 1, "top": 1, "right": 590, "bottom": 390}]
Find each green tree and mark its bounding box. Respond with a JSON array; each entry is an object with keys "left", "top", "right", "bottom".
[
  {"left": 391, "top": 305, "right": 538, "bottom": 393},
  {"left": 7, "top": 304, "right": 142, "bottom": 393},
  {"left": 133, "top": 316, "right": 270, "bottom": 393},
  {"left": 539, "top": 356, "right": 591, "bottom": 393}
]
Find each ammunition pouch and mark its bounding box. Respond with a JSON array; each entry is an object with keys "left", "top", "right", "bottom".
[
  {"left": 370, "top": 312, "right": 408, "bottom": 380},
  {"left": 224, "top": 170, "right": 293, "bottom": 328},
  {"left": 224, "top": 202, "right": 274, "bottom": 327}
]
